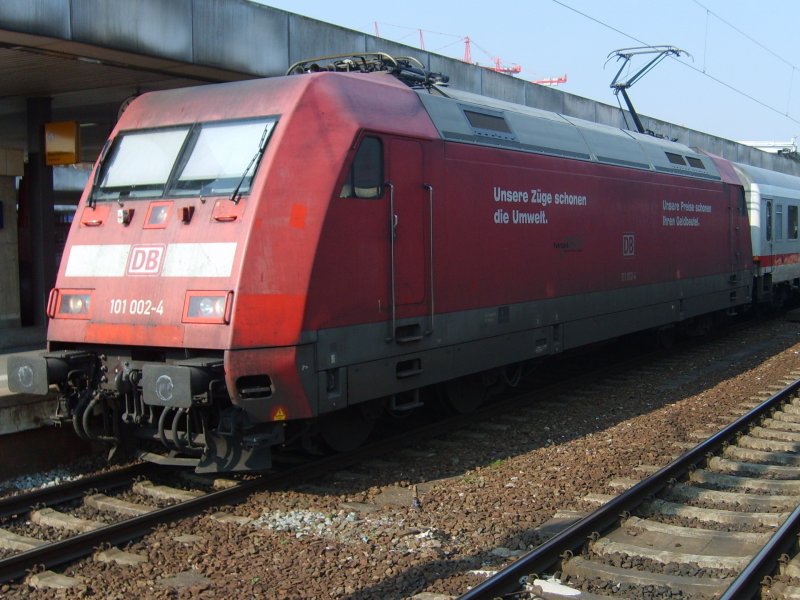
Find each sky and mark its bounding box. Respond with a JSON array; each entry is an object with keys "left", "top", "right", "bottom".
[{"left": 256, "top": 0, "right": 800, "bottom": 144}]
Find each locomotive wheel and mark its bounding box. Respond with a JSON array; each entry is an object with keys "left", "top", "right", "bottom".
[
  {"left": 655, "top": 325, "right": 676, "bottom": 349},
  {"left": 444, "top": 372, "right": 494, "bottom": 414},
  {"left": 318, "top": 402, "right": 379, "bottom": 453}
]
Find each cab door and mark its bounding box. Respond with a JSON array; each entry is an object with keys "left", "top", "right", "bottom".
[{"left": 385, "top": 137, "right": 431, "bottom": 342}]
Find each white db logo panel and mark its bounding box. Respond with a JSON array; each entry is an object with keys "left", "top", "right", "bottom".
[{"left": 127, "top": 245, "right": 166, "bottom": 275}]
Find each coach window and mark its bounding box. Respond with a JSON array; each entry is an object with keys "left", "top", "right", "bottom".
[
  {"left": 776, "top": 204, "right": 784, "bottom": 240},
  {"left": 766, "top": 201, "right": 773, "bottom": 241},
  {"left": 340, "top": 136, "right": 383, "bottom": 199},
  {"left": 789, "top": 206, "right": 799, "bottom": 239}
]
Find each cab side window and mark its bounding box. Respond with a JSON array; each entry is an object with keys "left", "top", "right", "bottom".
[{"left": 340, "top": 136, "right": 383, "bottom": 199}]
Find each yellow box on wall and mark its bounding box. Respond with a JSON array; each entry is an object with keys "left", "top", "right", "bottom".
[{"left": 45, "top": 121, "right": 79, "bottom": 166}]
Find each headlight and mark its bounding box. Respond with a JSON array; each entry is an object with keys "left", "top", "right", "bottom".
[
  {"left": 183, "top": 291, "right": 232, "bottom": 324},
  {"left": 68, "top": 295, "right": 89, "bottom": 313},
  {"left": 56, "top": 290, "right": 93, "bottom": 319}
]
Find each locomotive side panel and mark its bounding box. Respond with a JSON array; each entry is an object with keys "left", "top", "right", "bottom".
[
  {"left": 309, "top": 130, "right": 752, "bottom": 414},
  {"left": 435, "top": 143, "right": 746, "bottom": 312}
]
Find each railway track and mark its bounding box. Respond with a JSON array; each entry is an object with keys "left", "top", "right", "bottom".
[
  {"left": 459, "top": 375, "right": 800, "bottom": 599},
  {"left": 0, "top": 462, "right": 250, "bottom": 584},
  {"left": 1, "top": 316, "right": 794, "bottom": 594},
  {"left": 0, "top": 324, "right": 682, "bottom": 588}
]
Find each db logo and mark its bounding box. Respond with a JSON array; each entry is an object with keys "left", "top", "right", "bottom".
[
  {"left": 622, "top": 233, "right": 635, "bottom": 257},
  {"left": 127, "top": 245, "right": 165, "bottom": 275}
]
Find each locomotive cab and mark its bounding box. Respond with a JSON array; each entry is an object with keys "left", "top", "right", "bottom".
[
  {"left": 8, "top": 90, "right": 293, "bottom": 471},
  {"left": 7, "top": 58, "right": 443, "bottom": 472}
]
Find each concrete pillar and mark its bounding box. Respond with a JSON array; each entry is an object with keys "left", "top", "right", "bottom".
[
  {"left": 0, "top": 148, "right": 24, "bottom": 329},
  {"left": 25, "top": 97, "right": 56, "bottom": 327}
]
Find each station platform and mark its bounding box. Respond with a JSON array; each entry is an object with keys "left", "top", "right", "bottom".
[
  {"left": 0, "top": 327, "right": 94, "bottom": 478},
  {"left": 0, "top": 325, "right": 46, "bottom": 353}
]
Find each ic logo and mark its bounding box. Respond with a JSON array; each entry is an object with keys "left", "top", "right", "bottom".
[
  {"left": 622, "top": 233, "right": 635, "bottom": 257},
  {"left": 127, "top": 245, "right": 165, "bottom": 275}
]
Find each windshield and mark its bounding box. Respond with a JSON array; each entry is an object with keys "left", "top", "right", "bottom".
[
  {"left": 94, "top": 128, "right": 190, "bottom": 200},
  {"left": 92, "top": 117, "right": 277, "bottom": 202},
  {"left": 171, "top": 120, "right": 274, "bottom": 196}
]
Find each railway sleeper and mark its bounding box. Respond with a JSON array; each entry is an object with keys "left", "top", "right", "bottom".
[
  {"left": 84, "top": 493, "right": 154, "bottom": 517},
  {"left": 771, "top": 410, "right": 800, "bottom": 424},
  {"left": 738, "top": 435, "right": 800, "bottom": 454},
  {"left": 623, "top": 516, "right": 769, "bottom": 545},
  {"left": 708, "top": 455, "right": 800, "bottom": 479},
  {"left": 29, "top": 508, "right": 104, "bottom": 533},
  {"left": 131, "top": 480, "right": 203, "bottom": 502},
  {"left": 749, "top": 425, "right": 800, "bottom": 443},
  {"left": 767, "top": 581, "right": 800, "bottom": 600},
  {"left": 689, "top": 468, "right": 800, "bottom": 493},
  {"left": 665, "top": 482, "right": 799, "bottom": 512},
  {"left": 0, "top": 529, "right": 46, "bottom": 552},
  {"left": 778, "top": 403, "right": 800, "bottom": 417},
  {"left": 762, "top": 417, "right": 800, "bottom": 433},
  {"left": 560, "top": 555, "right": 730, "bottom": 597},
  {"left": 590, "top": 529, "right": 755, "bottom": 572},
  {"left": 641, "top": 499, "right": 787, "bottom": 529},
  {"left": 783, "top": 554, "right": 800, "bottom": 579},
  {"left": 723, "top": 444, "right": 800, "bottom": 467}
]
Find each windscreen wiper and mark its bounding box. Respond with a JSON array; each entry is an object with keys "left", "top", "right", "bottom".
[
  {"left": 230, "top": 124, "right": 273, "bottom": 204},
  {"left": 87, "top": 139, "right": 112, "bottom": 208}
]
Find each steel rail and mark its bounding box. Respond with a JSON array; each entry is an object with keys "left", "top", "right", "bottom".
[
  {"left": 720, "top": 502, "right": 800, "bottom": 599},
  {"left": 0, "top": 334, "right": 751, "bottom": 586},
  {"left": 457, "top": 377, "right": 800, "bottom": 599},
  {"left": 0, "top": 449, "right": 345, "bottom": 584},
  {"left": 0, "top": 400, "right": 519, "bottom": 585}
]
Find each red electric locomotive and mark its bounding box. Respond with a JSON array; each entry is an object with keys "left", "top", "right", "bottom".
[{"left": 9, "top": 54, "right": 756, "bottom": 472}]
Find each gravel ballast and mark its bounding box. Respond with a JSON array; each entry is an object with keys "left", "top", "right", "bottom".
[{"left": 2, "top": 316, "right": 799, "bottom": 599}]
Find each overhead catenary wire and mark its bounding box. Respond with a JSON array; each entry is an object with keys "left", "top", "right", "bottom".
[
  {"left": 551, "top": 0, "right": 800, "bottom": 128},
  {"left": 692, "top": 0, "right": 798, "bottom": 71},
  {"left": 692, "top": 0, "right": 798, "bottom": 117}
]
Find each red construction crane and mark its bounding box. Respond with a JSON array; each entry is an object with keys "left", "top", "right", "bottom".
[
  {"left": 533, "top": 74, "right": 568, "bottom": 86},
  {"left": 493, "top": 57, "right": 522, "bottom": 75},
  {"left": 372, "top": 24, "right": 560, "bottom": 82},
  {"left": 463, "top": 37, "right": 521, "bottom": 74}
]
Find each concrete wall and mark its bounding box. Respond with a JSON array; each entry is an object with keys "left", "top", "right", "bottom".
[{"left": 0, "top": 148, "right": 23, "bottom": 329}]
